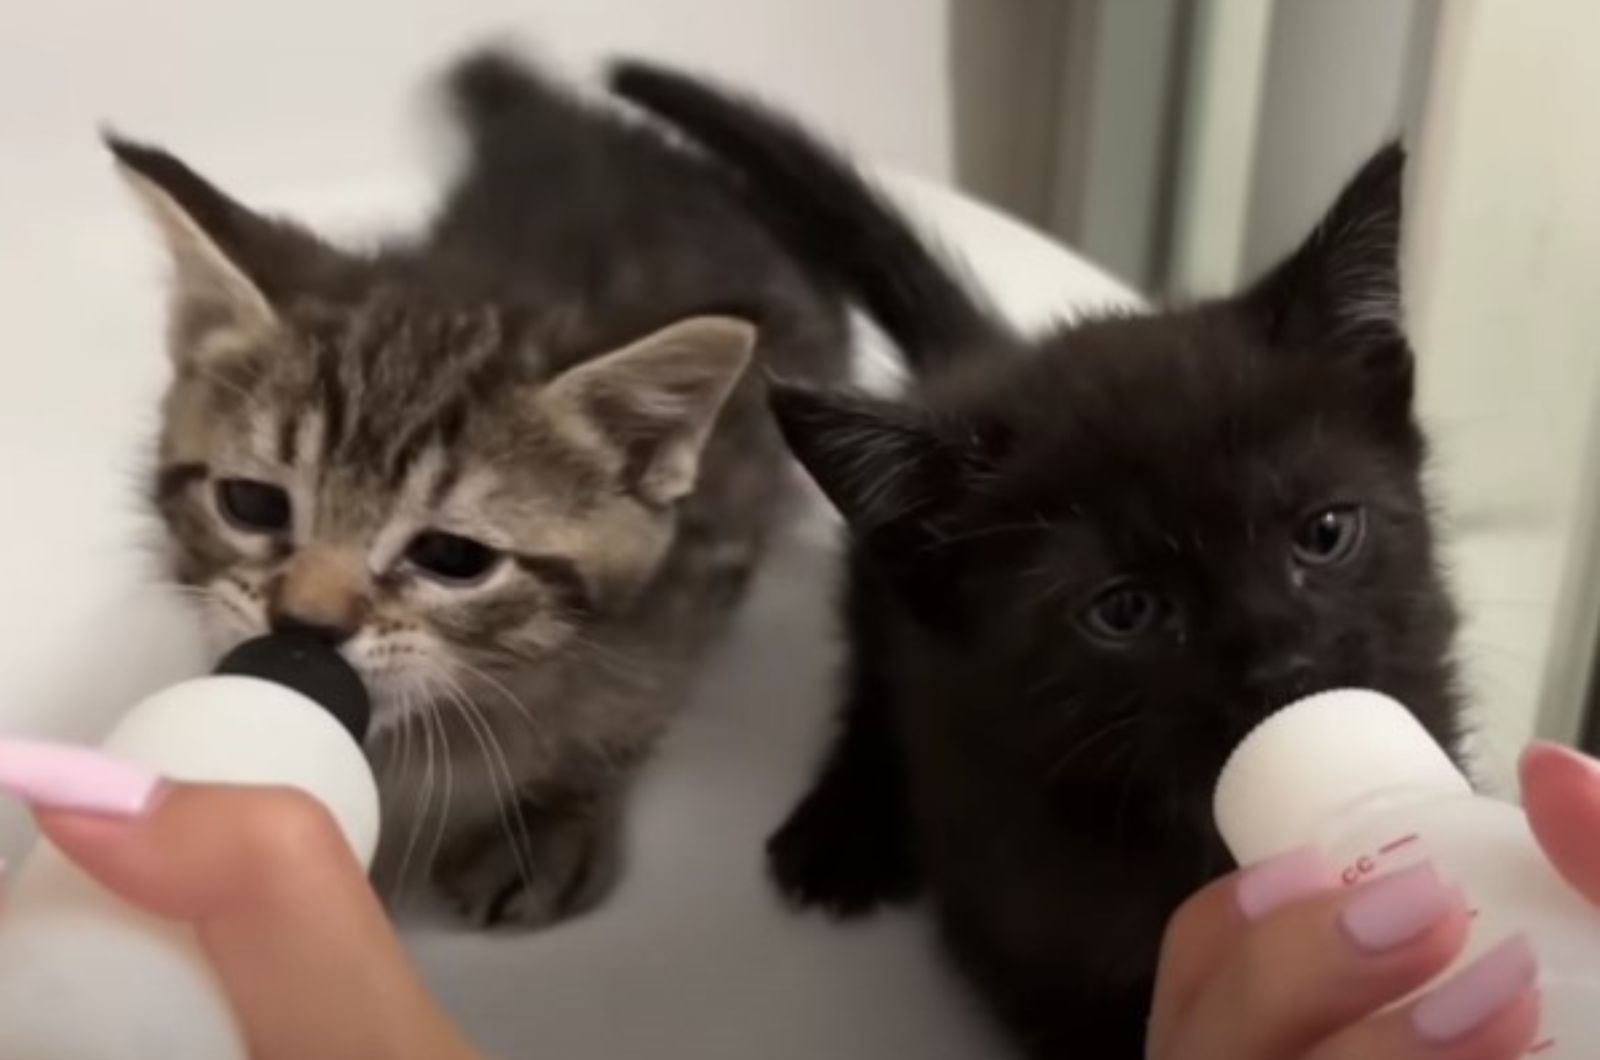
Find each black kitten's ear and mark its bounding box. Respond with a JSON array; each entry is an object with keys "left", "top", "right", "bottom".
[
  {"left": 768, "top": 382, "right": 976, "bottom": 532},
  {"left": 106, "top": 134, "right": 329, "bottom": 365},
  {"left": 1245, "top": 142, "right": 1410, "bottom": 365}
]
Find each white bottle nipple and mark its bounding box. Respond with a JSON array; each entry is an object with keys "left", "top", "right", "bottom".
[{"left": 1213, "top": 689, "right": 1472, "bottom": 865}]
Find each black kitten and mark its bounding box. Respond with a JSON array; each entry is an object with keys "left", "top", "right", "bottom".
[{"left": 612, "top": 65, "right": 1463, "bottom": 1056}]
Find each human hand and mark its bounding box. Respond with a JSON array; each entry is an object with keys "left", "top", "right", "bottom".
[
  {"left": 1148, "top": 740, "right": 1600, "bottom": 1059},
  {"left": 1146, "top": 844, "right": 1538, "bottom": 1060},
  {"left": 0, "top": 740, "right": 482, "bottom": 1060},
  {"left": 1520, "top": 741, "right": 1600, "bottom": 905}
]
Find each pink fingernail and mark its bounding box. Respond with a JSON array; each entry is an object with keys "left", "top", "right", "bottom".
[
  {"left": 1411, "top": 935, "right": 1538, "bottom": 1044},
  {"left": 0, "top": 738, "right": 163, "bottom": 817},
  {"left": 1236, "top": 846, "right": 1336, "bottom": 921},
  {"left": 1341, "top": 862, "right": 1458, "bottom": 952}
]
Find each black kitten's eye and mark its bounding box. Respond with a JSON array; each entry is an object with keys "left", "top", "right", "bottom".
[
  {"left": 1080, "top": 581, "right": 1169, "bottom": 643},
  {"left": 1292, "top": 505, "right": 1366, "bottom": 567},
  {"left": 406, "top": 530, "right": 502, "bottom": 585},
  {"left": 216, "top": 479, "right": 291, "bottom": 533}
]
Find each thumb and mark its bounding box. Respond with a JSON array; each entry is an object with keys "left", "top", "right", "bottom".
[
  {"left": 35, "top": 780, "right": 475, "bottom": 1060},
  {"left": 37, "top": 781, "right": 360, "bottom": 921},
  {"left": 1146, "top": 848, "right": 1335, "bottom": 1056},
  {"left": 1522, "top": 741, "right": 1600, "bottom": 907}
]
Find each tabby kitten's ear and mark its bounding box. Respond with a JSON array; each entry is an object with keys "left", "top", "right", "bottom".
[
  {"left": 768, "top": 382, "right": 985, "bottom": 534},
  {"left": 540, "top": 316, "right": 756, "bottom": 505},
  {"left": 1245, "top": 142, "right": 1412, "bottom": 392},
  {"left": 106, "top": 134, "right": 329, "bottom": 366}
]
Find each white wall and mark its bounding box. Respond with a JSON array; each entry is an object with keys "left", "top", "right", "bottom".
[
  {"left": 1405, "top": 0, "right": 1600, "bottom": 766},
  {"left": 1168, "top": 0, "right": 1435, "bottom": 293},
  {"left": 1166, "top": 0, "right": 1274, "bottom": 295},
  {"left": 0, "top": 0, "right": 958, "bottom": 214},
  {"left": 1242, "top": 0, "right": 1434, "bottom": 277}
]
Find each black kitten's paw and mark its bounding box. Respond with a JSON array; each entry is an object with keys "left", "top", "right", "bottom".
[{"left": 766, "top": 785, "right": 917, "bottom": 916}]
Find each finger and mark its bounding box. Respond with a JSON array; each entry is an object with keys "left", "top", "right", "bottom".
[
  {"left": 1174, "top": 862, "right": 1470, "bottom": 1060},
  {"left": 1148, "top": 847, "right": 1336, "bottom": 1053},
  {"left": 1521, "top": 742, "right": 1600, "bottom": 906},
  {"left": 1304, "top": 935, "right": 1540, "bottom": 1060},
  {"left": 39, "top": 783, "right": 476, "bottom": 1060},
  {"left": 38, "top": 782, "right": 355, "bottom": 918}
]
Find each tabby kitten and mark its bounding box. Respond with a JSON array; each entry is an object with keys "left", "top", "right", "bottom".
[
  {"left": 117, "top": 52, "right": 845, "bottom": 929},
  {"left": 613, "top": 64, "right": 1462, "bottom": 1056}
]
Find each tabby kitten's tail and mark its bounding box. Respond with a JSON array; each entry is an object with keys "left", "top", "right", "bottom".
[
  {"left": 609, "top": 60, "right": 1011, "bottom": 369},
  {"left": 449, "top": 50, "right": 587, "bottom": 164}
]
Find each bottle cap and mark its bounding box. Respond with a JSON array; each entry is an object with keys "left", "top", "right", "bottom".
[
  {"left": 215, "top": 634, "right": 371, "bottom": 743},
  {"left": 1213, "top": 688, "right": 1470, "bottom": 865}
]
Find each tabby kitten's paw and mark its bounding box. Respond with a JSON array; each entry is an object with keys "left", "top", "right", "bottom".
[
  {"left": 433, "top": 811, "right": 619, "bottom": 931},
  {"left": 766, "top": 785, "right": 918, "bottom": 917}
]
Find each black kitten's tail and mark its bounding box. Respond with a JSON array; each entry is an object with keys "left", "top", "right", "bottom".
[{"left": 608, "top": 60, "right": 1010, "bottom": 371}]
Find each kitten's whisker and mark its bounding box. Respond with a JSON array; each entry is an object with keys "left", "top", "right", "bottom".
[
  {"left": 1047, "top": 711, "right": 1143, "bottom": 782},
  {"left": 422, "top": 703, "right": 454, "bottom": 889},
  {"left": 139, "top": 581, "right": 256, "bottom": 629},
  {"left": 450, "top": 658, "right": 555, "bottom": 756},
  {"left": 138, "top": 582, "right": 218, "bottom": 600},
  {"left": 916, "top": 519, "right": 1048, "bottom": 552},
  {"left": 394, "top": 687, "right": 435, "bottom": 911},
  {"left": 1113, "top": 711, "right": 1154, "bottom": 844},
  {"left": 378, "top": 701, "right": 409, "bottom": 787},
  {"left": 566, "top": 634, "right": 657, "bottom": 686},
  {"left": 428, "top": 667, "right": 538, "bottom": 898},
  {"left": 193, "top": 363, "right": 258, "bottom": 407}
]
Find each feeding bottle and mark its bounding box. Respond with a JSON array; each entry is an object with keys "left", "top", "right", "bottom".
[
  {"left": 1214, "top": 689, "right": 1600, "bottom": 1056},
  {"left": 0, "top": 633, "right": 376, "bottom": 1060}
]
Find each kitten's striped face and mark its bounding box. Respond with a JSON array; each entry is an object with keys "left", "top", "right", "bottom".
[{"left": 118, "top": 138, "right": 753, "bottom": 734}]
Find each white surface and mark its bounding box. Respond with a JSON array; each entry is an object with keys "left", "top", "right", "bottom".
[{"left": 0, "top": 125, "right": 1135, "bottom": 1058}]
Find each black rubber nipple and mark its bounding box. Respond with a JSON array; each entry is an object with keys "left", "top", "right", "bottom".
[{"left": 214, "top": 633, "right": 371, "bottom": 743}]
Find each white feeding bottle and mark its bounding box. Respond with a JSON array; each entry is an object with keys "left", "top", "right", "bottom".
[
  {"left": 0, "top": 633, "right": 376, "bottom": 1060},
  {"left": 1214, "top": 689, "right": 1600, "bottom": 1056}
]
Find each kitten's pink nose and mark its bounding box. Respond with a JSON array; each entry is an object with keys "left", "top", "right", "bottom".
[{"left": 267, "top": 547, "right": 370, "bottom": 645}]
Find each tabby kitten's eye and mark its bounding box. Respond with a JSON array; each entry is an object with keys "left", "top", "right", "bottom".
[
  {"left": 406, "top": 530, "right": 502, "bottom": 585},
  {"left": 1292, "top": 505, "right": 1366, "bottom": 567},
  {"left": 1079, "top": 581, "right": 1170, "bottom": 643},
  {"left": 216, "top": 479, "right": 291, "bottom": 534}
]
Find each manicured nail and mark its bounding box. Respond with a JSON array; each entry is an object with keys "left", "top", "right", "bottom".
[
  {"left": 0, "top": 738, "right": 163, "bottom": 817},
  {"left": 1411, "top": 935, "right": 1538, "bottom": 1044},
  {"left": 1341, "top": 862, "right": 1458, "bottom": 952},
  {"left": 1237, "top": 846, "right": 1336, "bottom": 921}
]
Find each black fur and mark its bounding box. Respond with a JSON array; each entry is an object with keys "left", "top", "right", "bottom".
[
  {"left": 610, "top": 60, "right": 1015, "bottom": 367},
  {"left": 616, "top": 66, "right": 1462, "bottom": 1058}
]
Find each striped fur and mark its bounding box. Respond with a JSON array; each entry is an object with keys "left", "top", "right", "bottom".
[{"left": 119, "top": 52, "right": 847, "bottom": 929}]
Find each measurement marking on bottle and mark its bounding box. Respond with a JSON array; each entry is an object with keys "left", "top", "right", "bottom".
[
  {"left": 1340, "top": 833, "right": 1429, "bottom": 886},
  {"left": 1378, "top": 833, "right": 1420, "bottom": 856},
  {"left": 1528, "top": 1037, "right": 1557, "bottom": 1054}
]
